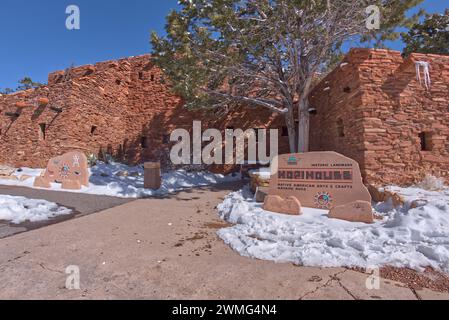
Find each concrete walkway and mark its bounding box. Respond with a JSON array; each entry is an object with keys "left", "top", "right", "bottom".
[{"left": 0, "top": 182, "right": 448, "bottom": 300}]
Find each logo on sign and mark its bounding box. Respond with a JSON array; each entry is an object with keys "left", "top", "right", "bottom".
[
  {"left": 287, "top": 155, "right": 298, "bottom": 166},
  {"left": 314, "top": 192, "right": 333, "bottom": 209}
]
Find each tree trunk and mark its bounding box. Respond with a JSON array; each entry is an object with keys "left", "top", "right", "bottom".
[
  {"left": 285, "top": 108, "right": 297, "bottom": 153},
  {"left": 297, "top": 97, "right": 310, "bottom": 153}
]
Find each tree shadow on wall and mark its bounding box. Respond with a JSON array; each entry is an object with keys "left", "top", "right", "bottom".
[
  {"left": 380, "top": 60, "right": 432, "bottom": 110},
  {"left": 92, "top": 99, "right": 282, "bottom": 178},
  {"left": 2, "top": 108, "right": 23, "bottom": 136}
]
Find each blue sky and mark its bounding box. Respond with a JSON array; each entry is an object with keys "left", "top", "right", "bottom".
[{"left": 0, "top": 0, "right": 447, "bottom": 90}]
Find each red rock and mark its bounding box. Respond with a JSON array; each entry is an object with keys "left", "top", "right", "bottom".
[
  {"left": 43, "top": 151, "right": 90, "bottom": 188},
  {"left": 328, "top": 201, "right": 374, "bottom": 224},
  {"left": 33, "top": 176, "right": 51, "bottom": 189},
  {"left": 62, "top": 180, "right": 82, "bottom": 190},
  {"left": 263, "top": 195, "right": 302, "bottom": 216}
]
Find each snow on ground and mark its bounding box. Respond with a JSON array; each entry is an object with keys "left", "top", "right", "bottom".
[
  {"left": 217, "top": 185, "right": 449, "bottom": 272},
  {"left": 0, "top": 195, "right": 72, "bottom": 224},
  {"left": 0, "top": 162, "right": 240, "bottom": 198}
]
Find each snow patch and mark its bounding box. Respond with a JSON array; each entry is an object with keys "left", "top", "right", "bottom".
[
  {"left": 0, "top": 195, "right": 72, "bottom": 224},
  {"left": 216, "top": 186, "right": 449, "bottom": 272}
]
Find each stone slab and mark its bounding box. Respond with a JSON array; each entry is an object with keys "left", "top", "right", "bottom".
[
  {"left": 328, "top": 201, "right": 374, "bottom": 224},
  {"left": 37, "top": 151, "right": 90, "bottom": 189},
  {"left": 263, "top": 195, "right": 302, "bottom": 216},
  {"left": 268, "top": 152, "right": 371, "bottom": 209}
]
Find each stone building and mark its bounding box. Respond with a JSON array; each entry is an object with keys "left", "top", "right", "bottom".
[
  {"left": 1, "top": 49, "right": 448, "bottom": 186},
  {"left": 310, "top": 48, "right": 449, "bottom": 186},
  {"left": 0, "top": 55, "right": 287, "bottom": 170}
]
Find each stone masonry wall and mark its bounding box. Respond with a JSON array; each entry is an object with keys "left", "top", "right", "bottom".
[
  {"left": 309, "top": 52, "right": 366, "bottom": 170},
  {"left": 310, "top": 48, "right": 449, "bottom": 186},
  {"left": 357, "top": 49, "right": 449, "bottom": 185},
  {"left": 0, "top": 55, "right": 289, "bottom": 170}
]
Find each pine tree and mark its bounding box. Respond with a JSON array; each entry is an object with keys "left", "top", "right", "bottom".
[
  {"left": 17, "top": 77, "right": 44, "bottom": 91},
  {"left": 402, "top": 9, "right": 449, "bottom": 56}
]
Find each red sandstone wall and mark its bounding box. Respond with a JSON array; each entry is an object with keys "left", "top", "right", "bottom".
[
  {"left": 309, "top": 51, "right": 366, "bottom": 170},
  {"left": 311, "top": 48, "right": 449, "bottom": 186},
  {"left": 357, "top": 49, "right": 449, "bottom": 185},
  {"left": 1, "top": 54, "right": 289, "bottom": 171},
  {"left": 0, "top": 82, "right": 74, "bottom": 167}
]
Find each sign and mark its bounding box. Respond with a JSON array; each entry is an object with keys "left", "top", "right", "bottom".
[
  {"left": 34, "top": 151, "right": 89, "bottom": 190},
  {"left": 268, "top": 152, "right": 371, "bottom": 209}
]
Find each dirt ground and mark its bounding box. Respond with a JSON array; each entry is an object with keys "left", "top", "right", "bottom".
[{"left": 0, "top": 182, "right": 448, "bottom": 300}]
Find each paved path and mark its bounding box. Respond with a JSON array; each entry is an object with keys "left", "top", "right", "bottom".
[
  {"left": 0, "top": 185, "right": 132, "bottom": 238},
  {"left": 0, "top": 182, "right": 448, "bottom": 300}
]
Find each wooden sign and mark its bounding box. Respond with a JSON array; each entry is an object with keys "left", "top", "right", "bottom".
[{"left": 268, "top": 152, "right": 371, "bottom": 209}]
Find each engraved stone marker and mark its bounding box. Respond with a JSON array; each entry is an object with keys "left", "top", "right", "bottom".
[
  {"left": 268, "top": 152, "right": 371, "bottom": 210},
  {"left": 34, "top": 151, "right": 89, "bottom": 190}
]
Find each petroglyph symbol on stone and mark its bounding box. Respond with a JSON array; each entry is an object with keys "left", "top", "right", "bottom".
[
  {"left": 314, "top": 191, "right": 333, "bottom": 209},
  {"left": 73, "top": 154, "right": 80, "bottom": 167},
  {"left": 60, "top": 164, "right": 70, "bottom": 179}
]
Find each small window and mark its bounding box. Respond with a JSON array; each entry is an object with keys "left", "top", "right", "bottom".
[
  {"left": 84, "top": 69, "right": 94, "bottom": 77},
  {"left": 419, "top": 132, "right": 433, "bottom": 151},
  {"left": 39, "top": 123, "right": 46, "bottom": 140},
  {"left": 141, "top": 136, "right": 149, "bottom": 149},
  {"left": 150, "top": 74, "right": 155, "bottom": 82},
  {"left": 337, "top": 119, "right": 345, "bottom": 138},
  {"left": 91, "top": 125, "right": 98, "bottom": 135},
  {"left": 282, "top": 126, "right": 289, "bottom": 137}
]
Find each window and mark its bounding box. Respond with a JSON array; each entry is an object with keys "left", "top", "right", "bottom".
[
  {"left": 150, "top": 74, "right": 155, "bottom": 82},
  {"left": 84, "top": 69, "right": 94, "bottom": 77},
  {"left": 419, "top": 132, "right": 433, "bottom": 151},
  {"left": 39, "top": 123, "right": 46, "bottom": 140},
  {"left": 91, "top": 125, "right": 98, "bottom": 135},
  {"left": 282, "top": 126, "right": 289, "bottom": 137},
  {"left": 337, "top": 119, "right": 345, "bottom": 138},
  {"left": 141, "top": 136, "right": 149, "bottom": 149}
]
